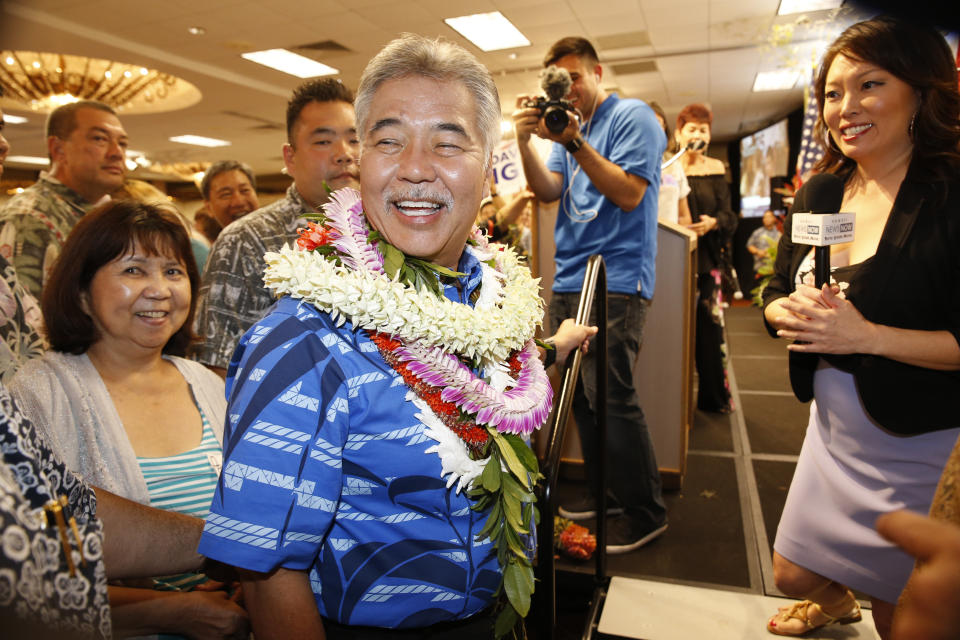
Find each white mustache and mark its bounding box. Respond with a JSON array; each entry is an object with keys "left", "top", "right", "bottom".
[{"left": 384, "top": 186, "right": 453, "bottom": 212}]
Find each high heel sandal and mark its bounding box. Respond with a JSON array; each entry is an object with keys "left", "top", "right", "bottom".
[{"left": 766, "top": 596, "right": 862, "bottom": 636}]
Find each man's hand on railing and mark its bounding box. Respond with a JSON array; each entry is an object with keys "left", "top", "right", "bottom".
[{"left": 548, "top": 319, "right": 599, "bottom": 367}]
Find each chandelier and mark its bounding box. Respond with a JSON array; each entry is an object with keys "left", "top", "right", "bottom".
[{"left": 0, "top": 51, "right": 201, "bottom": 114}]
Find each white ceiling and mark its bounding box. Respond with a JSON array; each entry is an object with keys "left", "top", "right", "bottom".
[{"left": 0, "top": 0, "right": 870, "bottom": 179}]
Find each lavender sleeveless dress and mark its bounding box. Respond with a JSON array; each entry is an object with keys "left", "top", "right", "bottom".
[{"left": 773, "top": 253, "right": 960, "bottom": 603}]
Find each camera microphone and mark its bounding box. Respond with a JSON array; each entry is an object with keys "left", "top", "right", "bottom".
[
  {"left": 790, "top": 173, "right": 852, "bottom": 288},
  {"left": 530, "top": 66, "right": 575, "bottom": 135}
]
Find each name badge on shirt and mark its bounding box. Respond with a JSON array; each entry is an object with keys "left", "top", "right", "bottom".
[{"left": 206, "top": 452, "right": 223, "bottom": 477}]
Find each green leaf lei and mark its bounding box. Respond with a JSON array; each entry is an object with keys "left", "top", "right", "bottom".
[{"left": 472, "top": 430, "right": 543, "bottom": 638}]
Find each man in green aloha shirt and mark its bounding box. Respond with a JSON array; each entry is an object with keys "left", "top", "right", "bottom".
[{"left": 0, "top": 100, "right": 128, "bottom": 298}]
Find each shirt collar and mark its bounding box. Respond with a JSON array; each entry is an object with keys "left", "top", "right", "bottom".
[
  {"left": 582, "top": 92, "right": 619, "bottom": 131},
  {"left": 289, "top": 184, "right": 318, "bottom": 225},
  {"left": 440, "top": 248, "right": 484, "bottom": 306},
  {"left": 38, "top": 171, "right": 94, "bottom": 208}
]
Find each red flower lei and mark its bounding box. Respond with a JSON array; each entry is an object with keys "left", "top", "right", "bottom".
[{"left": 368, "top": 331, "right": 523, "bottom": 457}]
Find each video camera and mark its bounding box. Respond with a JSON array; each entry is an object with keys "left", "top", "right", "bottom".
[{"left": 525, "top": 65, "right": 575, "bottom": 135}]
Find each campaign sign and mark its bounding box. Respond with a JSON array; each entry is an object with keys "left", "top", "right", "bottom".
[{"left": 491, "top": 140, "right": 524, "bottom": 196}]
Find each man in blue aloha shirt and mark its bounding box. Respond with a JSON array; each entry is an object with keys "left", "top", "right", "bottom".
[{"left": 198, "top": 35, "right": 595, "bottom": 640}]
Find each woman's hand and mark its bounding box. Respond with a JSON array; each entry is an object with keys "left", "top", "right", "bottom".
[
  {"left": 111, "top": 585, "right": 249, "bottom": 640},
  {"left": 685, "top": 214, "right": 717, "bottom": 236},
  {"left": 194, "top": 578, "right": 244, "bottom": 605},
  {"left": 775, "top": 284, "right": 874, "bottom": 354},
  {"left": 171, "top": 590, "right": 249, "bottom": 640},
  {"left": 765, "top": 283, "right": 835, "bottom": 331}
]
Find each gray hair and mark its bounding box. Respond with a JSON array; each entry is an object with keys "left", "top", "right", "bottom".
[
  {"left": 199, "top": 159, "right": 256, "bottom": 201},
  {"left": 355, "top": 34, "right": 500, "bottom": 161}
]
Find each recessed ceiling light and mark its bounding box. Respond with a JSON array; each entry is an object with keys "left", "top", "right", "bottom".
[
  {"left": 6, "top": 155, "right": 49, "bottom": 165},
  {"left": 187, "top": 26, "right": 206, "bottom": 36},
  {"left": 241, "top": 49, "right": 339, "bottom": 78},
  {"left": 444, "top": 12, "right": 531, "bottom": 52},
  {"left": 777, "top": 0, "right": 842, "bottom": 15},
  {"left": 125, "top": 150, "right": 148, "bottom": 170},
  {"left": 752, "top": 70, "right": 801, "bottom": 92},
  {"left": 169, "top": 134, "right": 231, "bottom": 148},
  {"left": 2, "top": 114, "right": 28, "bottom": 124}
]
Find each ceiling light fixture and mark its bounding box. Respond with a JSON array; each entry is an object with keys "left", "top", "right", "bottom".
[
  {"left": 444, "top": 12, "right": 531, "bottom": 52},
  {"left": 2, "top": 114, "right": 27, "bottom": 124},
  {"left": 187, "top": 26, "right": 207, "bottom": 36},
  {"left": 6, "top": 155, "right": 48, "bottom": 166},
  {"left": 0, "top": 51, "right": 201, "bottom": 114},
  {"left": 241, "top": 49, "right": 339, "bottom": 78},
  {"left": 752, "top": 70, "right": 801, "bottom": 92},
  {"left": 776, "top": 0, "right": 843, "bottom": 15},
  {"left": 169, "top": 134, "right": 231, "bottom": 148},
  {"left": 124, "top": 149, "right": 149, "bottom": 172}
]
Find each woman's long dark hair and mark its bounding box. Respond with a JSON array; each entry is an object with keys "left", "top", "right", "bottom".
[{"left": 812, "top": 16, "right": 960, "bottom": 183}]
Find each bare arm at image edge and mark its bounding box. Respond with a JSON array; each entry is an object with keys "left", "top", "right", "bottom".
[{"left": 95, "top": 487, "right": 203, "bottom": 579}]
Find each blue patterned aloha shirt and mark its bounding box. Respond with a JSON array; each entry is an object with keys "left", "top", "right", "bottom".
[{"left": 198, "top": 251, "right": 503, "bottom": 629}]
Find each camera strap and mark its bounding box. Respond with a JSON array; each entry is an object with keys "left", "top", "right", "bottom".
[{"left": 561, "top": 91, "right": 601, "bottom": 224}]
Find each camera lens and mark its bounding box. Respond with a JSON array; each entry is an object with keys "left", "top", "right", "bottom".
[{"left": 543, "top": 106, "right": 569, "bottom": 135}]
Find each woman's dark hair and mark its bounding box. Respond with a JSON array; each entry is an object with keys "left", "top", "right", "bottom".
[
  {"left": 42, "top": 200, "right": 200, "bottom": 356},
  {"left": 813, "top": 16, "right": 960, "bottom": 181},
  {"left": 648, "top": 100, "right": 677, "bottom": 154}
]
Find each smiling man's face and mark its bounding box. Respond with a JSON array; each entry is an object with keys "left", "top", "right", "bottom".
[{"left": 359, "top": 75, "right": 488, "bottom": 269}]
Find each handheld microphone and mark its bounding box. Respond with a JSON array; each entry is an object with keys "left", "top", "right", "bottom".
[
  {"left": 660, "top": 140, "right": 707, "bottom": 170},
  {"left": 790, "top": 173, "right": 852, "bottom": 288}
]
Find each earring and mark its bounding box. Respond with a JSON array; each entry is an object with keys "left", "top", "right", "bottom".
[
  {"left": 826, "top": 133, "right": 842, "bottom": 154},
  {"left": 908, "top": 112, "right": 917, "bottom": 139}
]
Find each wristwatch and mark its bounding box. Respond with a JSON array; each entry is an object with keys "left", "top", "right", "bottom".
[
  {"left": 565, "top": 136, "right": 584, "bottom": 154},
  {"left": 542, "top": 337, "right": 557, "bottom": 369}
]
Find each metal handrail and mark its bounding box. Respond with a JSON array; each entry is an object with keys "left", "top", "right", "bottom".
[{"left": 534, "top": 254, "right": 608, "bottom": 640}]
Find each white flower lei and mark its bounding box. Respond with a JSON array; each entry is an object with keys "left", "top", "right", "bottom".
[{"left": 263, "top": 191, "right": 543, "bottom": 370}]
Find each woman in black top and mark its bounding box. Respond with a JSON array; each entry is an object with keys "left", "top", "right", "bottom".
[{"left": 677, "top": 103, "right": 738, "bottom": 412}]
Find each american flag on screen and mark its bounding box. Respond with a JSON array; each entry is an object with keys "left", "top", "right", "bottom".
[{"left": 796, "top": 67, "right": 823, "bottom": 180}]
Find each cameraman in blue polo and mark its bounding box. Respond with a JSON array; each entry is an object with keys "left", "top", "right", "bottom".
[{"left": 513, "top": 36, "right": 668, "bottom": 553}]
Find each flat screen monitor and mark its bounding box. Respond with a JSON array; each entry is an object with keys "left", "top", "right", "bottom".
[{"left": 740, "top": 119, "right": 789, "bottom": 217}]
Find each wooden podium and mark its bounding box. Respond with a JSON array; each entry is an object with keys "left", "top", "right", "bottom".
[{"left": 633, "top": 220, "right": 697, "bottom": 489}]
